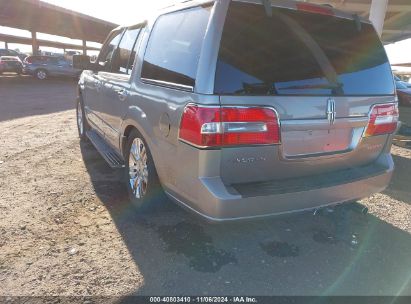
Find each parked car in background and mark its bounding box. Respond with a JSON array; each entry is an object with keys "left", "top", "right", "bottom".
[
  {"left": 0, "top": 49, "right": 27, "bottom": 61},
  {"left": 394, "top": 75, "right": 411, "bottom": 88},
  {"left": 396, "top": 81, "right": 411, "bottom": 107},
  {"left": 23, "top": 56, "right": 81, "bottom": 80},
  {"left": 75, "top": 0, "right": 398, "bottom": 221},
  {"left": 0, "top": 56, "right": 23, "bottom": 75}
]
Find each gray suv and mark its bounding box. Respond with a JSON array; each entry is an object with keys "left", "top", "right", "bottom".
[{"left": 74, "top": 0, "right": 398, "bottom": 221}]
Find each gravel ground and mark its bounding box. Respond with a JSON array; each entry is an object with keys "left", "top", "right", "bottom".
[{"left": 0, "top": 76, "right": 410, "bottom": 296}]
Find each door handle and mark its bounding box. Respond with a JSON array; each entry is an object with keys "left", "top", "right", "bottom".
[{"left": 115, "top": 88, "right": 128, "bottom": 101}]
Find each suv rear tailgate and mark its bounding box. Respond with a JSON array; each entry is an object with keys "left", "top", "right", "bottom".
[{"left": 215, "top": 1, "right": 395, "bottom": 185}]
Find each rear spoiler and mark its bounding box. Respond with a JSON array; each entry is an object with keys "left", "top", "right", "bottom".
[{"left": 243, "top": 0, "right": 371, "bottom": 23}]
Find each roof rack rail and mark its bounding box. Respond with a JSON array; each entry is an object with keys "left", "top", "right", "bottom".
[{"left": 161, "top": 0, "right": 197, "bottom": 10}]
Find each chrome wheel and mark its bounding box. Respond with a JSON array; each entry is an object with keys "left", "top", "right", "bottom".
[
  {"left": 77, "top": 102, "right": 84, "bottom": 136},
  {"left": 37, "top": 70, "right": 46, "bottom": 80},
  {"left": 128, "top": 138, "right": 148, "bottom": 199}
]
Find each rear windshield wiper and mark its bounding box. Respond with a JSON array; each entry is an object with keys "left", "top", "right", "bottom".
[{"left": 235, "top": 82, "right": 277, "bottom": 95}]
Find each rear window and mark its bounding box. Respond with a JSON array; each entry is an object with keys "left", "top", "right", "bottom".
[
  {"left": 141, "top": 5, "right": 212, "bottom": 89},
  {"left": 215, "top": 2, "right": 394, "bottom": 96}
]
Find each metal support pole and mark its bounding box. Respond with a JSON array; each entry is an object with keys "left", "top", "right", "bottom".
[
  {"left": 31, "top": 31, "right": 39, "bottom": 55},
  {"left": 5, "top": 41, "right": 8, "bottom": 50},
  {"left": 369, "top": 0, "right": 389, "bottom": 37},
  {"left": 82, "top": 40, "right": 87, "bottom": 56}
]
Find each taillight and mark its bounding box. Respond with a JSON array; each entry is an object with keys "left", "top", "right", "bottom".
[
  {"left": 296, "top": 3, "right": 334, "bottom": 16},
  {"left": 364, "top": 104, "right": 399, "bottom": 137},
  {"left": 179, "top": 105, "right": 280, "bottom": 148}
]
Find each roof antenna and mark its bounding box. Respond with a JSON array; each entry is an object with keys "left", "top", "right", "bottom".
[{"left": 262, "top": 0, "right": 272, "bottom": 17}]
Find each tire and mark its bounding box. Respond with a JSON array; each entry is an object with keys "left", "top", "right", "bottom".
[
  {"left": 125, "top": 129, "right": 163, "bottom": 210},
  {"left": 35, "top": 69, "right": 48, "bottom": 80},
  {"left": 76, "top": 97, "right": 89, "bottom": 141}
]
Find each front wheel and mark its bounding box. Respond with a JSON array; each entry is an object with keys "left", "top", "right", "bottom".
[{"left": 125, "top": 130, "right": 163, "bottom": 210}]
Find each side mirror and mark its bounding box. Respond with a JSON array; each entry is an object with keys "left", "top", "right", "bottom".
[{"left": 73, "top": 55, "right": 94, "bottom": 70}]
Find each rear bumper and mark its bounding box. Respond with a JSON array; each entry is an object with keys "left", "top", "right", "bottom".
[{"left": 165, "top": 153, "right": 394, "bottom": 222}]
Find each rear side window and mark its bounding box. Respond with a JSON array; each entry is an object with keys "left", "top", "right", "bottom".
[
  {"left": 141, "top": 5, "right": 212, "bottom": 88},
  {"left": 215, "top": 2, "right": 394, "bottom": 96},
  {"left": 47, "top": 57, "right": 59, "bottom": 64},
  {"left": 112, "top": 28, "right": 141, "bottom": 74}
]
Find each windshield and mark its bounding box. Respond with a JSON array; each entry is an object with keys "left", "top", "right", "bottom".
[{"left": 215, "top": 2, "right": 395, "bottom": 96}]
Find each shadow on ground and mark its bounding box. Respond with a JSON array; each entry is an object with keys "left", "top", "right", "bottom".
[
  {"left": 80, "top": 141, "right": 411, "bottom": 296},
  {"left": 0, "top": 75, "right": 77, "bottom": 121},
  {"left": 384, "top": 155, "right": 411, "bottom": 205}
]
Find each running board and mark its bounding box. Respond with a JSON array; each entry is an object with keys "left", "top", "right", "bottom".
[{"left": 86, "top": 130, "right": 125, "bottom": 168}]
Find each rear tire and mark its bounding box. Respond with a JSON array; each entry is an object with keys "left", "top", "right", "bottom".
[
  {"left": 35, "top": 69, "right": 48, "bottom": 80},
  {"left": 125, "top": 130, "right": 163, "bottom": 211}
]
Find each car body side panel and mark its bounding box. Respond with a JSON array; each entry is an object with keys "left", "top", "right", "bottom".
[
  {"left": 80, "top": 71, "right": 106, "bottom": 138},
  {"left": 122, "top": 85, "right": 220, "bottom": 189},
  {"left": 96, "top": 72, "right": 130, "bottom": 149},
  {"left": 120, "top": 16, "right": 220, "bottom": 187}
]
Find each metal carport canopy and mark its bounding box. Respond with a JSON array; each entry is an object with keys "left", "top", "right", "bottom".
[
  {"left": 0, "top": 33, "right": 101, "bottom": 51},
  {"left": 0, "top": 0, "right": 118, "bottom": 44},
  {"left": 1, "top": 0, "right": 410, "bottom": 49},
  {"left": 304, "top": 0, "right": 411, "bottom": 44}
]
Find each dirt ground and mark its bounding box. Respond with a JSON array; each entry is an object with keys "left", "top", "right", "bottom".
[{"left": 0, "top": 75, "right": 410, "bottom": 296}]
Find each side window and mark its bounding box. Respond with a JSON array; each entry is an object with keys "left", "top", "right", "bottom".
[
  {"left": 112, "top": 28, "right": 141, "bottom": 74},
  {"left": 48, "top": 57, "right": 59, "bottom": 65},
  {"left": 127, "top": 27, "right": 145, "bottom": 73},
  {"left": 97, "top": 30, "right": 123, "bottom": 71},
  {"left": 58, "top": 59, "right": 69, "bottom": 65},
  {"left": 141, "top": 5, "right": 212, "bottom": 88}
]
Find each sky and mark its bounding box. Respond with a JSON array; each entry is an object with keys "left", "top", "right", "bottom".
[{"left": 0, "top": 0, "right": 410, "bottom": 66}]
